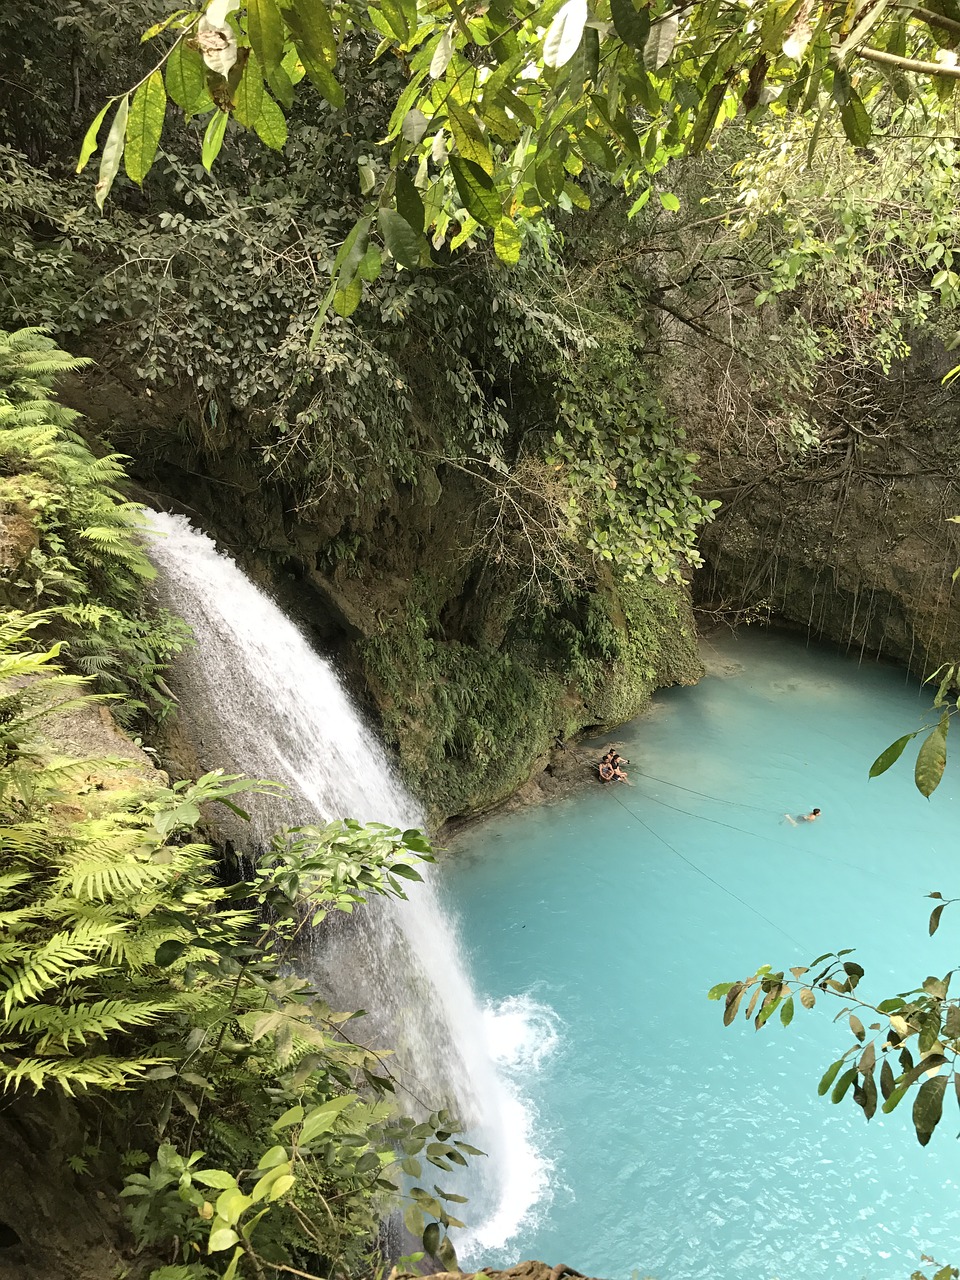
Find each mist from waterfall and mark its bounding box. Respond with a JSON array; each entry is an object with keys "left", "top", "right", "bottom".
[{"left": 143, "top": 511, "right": 552, "bottom": 1258}]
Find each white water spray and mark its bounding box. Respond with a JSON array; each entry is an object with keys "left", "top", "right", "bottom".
[{"left": 144, "top": 511, "right": 550, "bottom": 1255}]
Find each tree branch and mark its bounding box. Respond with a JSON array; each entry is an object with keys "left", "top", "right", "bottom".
[
  {"left": 860, "top": 44, "right": 960, "bottom": 77},
  {"left": 899, "top": 4, "right": 960, "bottom": 38}
]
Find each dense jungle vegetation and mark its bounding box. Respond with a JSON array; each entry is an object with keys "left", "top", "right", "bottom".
[{"left": 5, "top": 0, "right": 960, "bottom": 1276}]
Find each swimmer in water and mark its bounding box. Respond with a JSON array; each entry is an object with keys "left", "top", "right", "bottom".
[{"left": 784, "top": 807, "right": 821, "bottom": 826}]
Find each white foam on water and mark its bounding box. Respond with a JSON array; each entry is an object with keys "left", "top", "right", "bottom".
[
  {"left": 458, "top": 996, "right": 561, "bottom": 1259},
  {"left": 486, "top": 994, "right": 562, "bottom": 1073},
  {"left": 144, "top": 510, "right": 551, "bottom": 1261}
]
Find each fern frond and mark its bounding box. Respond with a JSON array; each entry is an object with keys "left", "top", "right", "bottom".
[
  {"left": 0, "top": 1052, "right": 163, "bottom": 1095},
  {"left": 58, "top": 855, "right": 168, "bottom": 902},
  {"left": 0, "top": 871, "right": 33, "bottom": 896},
  {"left": 8, "top": 998, "right": 176, "bottom": 1050},
  {"left": 0, "top": 824, "right": 52, "bottom": 858},
  {"left": 0, "top": 930, "right": 120, "bottom": 1014}
]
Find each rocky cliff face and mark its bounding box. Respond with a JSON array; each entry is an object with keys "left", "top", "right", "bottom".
[
  {"left": 62, "top": 370, "right": 704, "bottom": 825},
  {"left": 674, "top": 331, "right": 960, "bottom": 679}
]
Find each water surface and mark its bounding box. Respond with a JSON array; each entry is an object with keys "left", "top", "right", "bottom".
[{"left": 444, "top": 629, "right": 960, "bottom": 1279}]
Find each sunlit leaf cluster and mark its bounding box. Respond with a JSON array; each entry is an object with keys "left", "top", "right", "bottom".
[{"left": 90, "top": 0, "right": 960, "bottom": 316}]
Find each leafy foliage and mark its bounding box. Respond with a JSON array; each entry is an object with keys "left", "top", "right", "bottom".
[
  {"left": 870, "top": 665, "right": 958, "bottom": 797},
  {"left": 0, "top": 616, "right": 473, "bottom": 1276},
  {"left": 709, "top": 929, "right": 960, "bottom": 1151},
  {"left": 87, "top": 0, "right": 960, "bottom": 311},
  {"left": 361, "top": 566, "right": 698, "bottom": 816},
  {"left": 0, "top": 327, "right": 191, "bottom": 725}
]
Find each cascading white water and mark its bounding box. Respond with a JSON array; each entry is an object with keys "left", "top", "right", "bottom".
[{"left": 143, "top": 511, "right": 551, "bottom": 1256}]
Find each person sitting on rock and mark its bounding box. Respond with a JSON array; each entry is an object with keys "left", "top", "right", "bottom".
[{"left": 599, "top": 748, "right": 628, "bottom": 783}]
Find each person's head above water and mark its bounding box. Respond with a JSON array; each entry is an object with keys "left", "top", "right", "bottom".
[{"left": 811, "top": 808, "right": 821, "bottom": 815}]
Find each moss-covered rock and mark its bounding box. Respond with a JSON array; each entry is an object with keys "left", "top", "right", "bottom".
[
  {"left": 60, "top": 370, "right": 704, "bottom": 824},
  {"left": 359, "top": 568, "right": 702, "bottom": 821}
]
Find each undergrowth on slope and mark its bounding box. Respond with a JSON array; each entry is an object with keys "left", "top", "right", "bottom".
[
  {"left": 0, "top": 327, "right": 190, "bottom": 727},
  {"left": 0, "top": 612, "right": 474, "bottom": 1279}
]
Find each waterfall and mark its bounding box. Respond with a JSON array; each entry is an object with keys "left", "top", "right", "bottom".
[{"left": 143, "top": 511, "right": 550, "bottom": 1257}]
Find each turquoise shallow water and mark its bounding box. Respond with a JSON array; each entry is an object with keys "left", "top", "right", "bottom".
[{"left": 442, "top": 629, "right": 960, "bottom": 1280}]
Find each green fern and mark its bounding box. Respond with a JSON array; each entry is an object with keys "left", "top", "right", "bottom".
[{"left": 0, "top": 327, "right": 192, "bottom": 723}]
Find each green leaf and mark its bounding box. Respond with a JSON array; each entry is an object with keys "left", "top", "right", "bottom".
[
  {"left": 831, "top": 1066, "right": 858, "bottom": 1103},
  {"left": 879, "top": 1057, "right": 895, "bottom": 1100},
  {"left": 930, "top": 903, "right": 947, "bottom": 936},
  {"left": 223, "top": 1246, "right": 243, "bottom": 1280},
  {"left": 271, "top": 1104, "right": 304, "bottom": 1131},
  {"left": 536, "top": 143, "right": 566, "bottom": 203},
  {"left": 494, "top": 217, "right": 521, "bottom": 264},
  {"left": 404, "top": 1204, "right": 425, "bottom": 1238},
  {"left": 610, "top": 0, "right": 650, "bottom": 49},
  {"left": 628, "top": 186, "right": 652, "bottom": 217},
  {"left": 154, "top": 938, "right": 188, "bottom": 967},
  {"left": 233, "top": 54, "right": 265, "bottom": 128},
  {"left": 437, "top": 1235, "right": 459, "bottom": 1271},
  {"left": 449, "top": 156, "right": 502, "bottom": 227},
  {"left": 916, "top": 712, "right": 950, "bottom": 797},
  {"left": 95, "top": 95, "right": 130, "bottom": 210},
  {"left": 379, "top": 208, "right": 423, "bottom": 270},
  {"left": 780, "top": 996, "right": 794, "bottom": 1027},
  {"left": 299, "top": 1095, "right": 355, "bottom": 1144},
  {"left": 125, "top": 72, "right": 167, "bottom": 184},
  {"left": 267, "top": 1173, "right": 295, "bottom": 1200},
  {"left": 386, "top": 71, "right": 428, "bottom": 140},
  {"left": 832, "top": 65, "right": 852, "bottom": 106},
  {"left": 257, "top": 1145, "right": 289, "bottom": 1170},
  {"left": 644, "top": 13, "right": 679, "bottom": 70},
  {"left": 247, "top": 0, "right": 286, "bottom": 82},
  {"left": 357, "top": 245, "right": 382, "bottom": 281},
  {"left": 543, "top": 0, "right": 588, "bottom": 69},
  {"left": 689, "top": 80, "right": 725, "bottom": 154},
  {"left": 422, "top": 1222, "right": 441, "bottom": 1256},
  {"left": 379, "top": 0, "right": 410, "bottom": 41},
  {"left": 333, "top": 276, "right": 363, "bottom": 316},
  {"left": 334, "top": 215, "right": 373, "bottom": 274},
  {"left": 447, "top": 101, "right": 494, "bottom": 176},
  {"left": 658, "top": 191, "right": 680, "bottom": 212},
  {"left": 817, "top": 1058, "right": 844, "bottom": 1097},
  {"left": 216, "top": 1187, "right": 253, "bottom": 1225},
  {"left": 396, "top": 171, "right": 426, "bottom": 235},
  {"left": 869, "top": 733, "right": 917, "bottom": 778},
  {"left": 77, "top": 103, "right": 111, "bottom": 174},
  {"left": 913, "top": 1073, "right": 947, "bottom": 1145},
  {"left": 839, "top": 91, "right": 871, "bottom": 147},
  {"left": 165, "top": 42, "right": 211, "bottom": 114},
  {"left": 287, "top": 0, "right": 338, "bottom": 77},
  {"left": 254, "top": 94, "right": 287, "bottom": 150},
  {"left": 208, "top": 1222, "right": 240, "bottom": 1253},
  {"left": 201, "top": 110, "right": 229, "bottom": 172},
  {"left": 299, "top": 0, "right": 337, "bottom": 64},
  {"left": 707, "top": 981, "right": 736, "bottom": 1000},
  {"left": 194, "top": 1169, "right": 238, "bottom": 1189}
]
